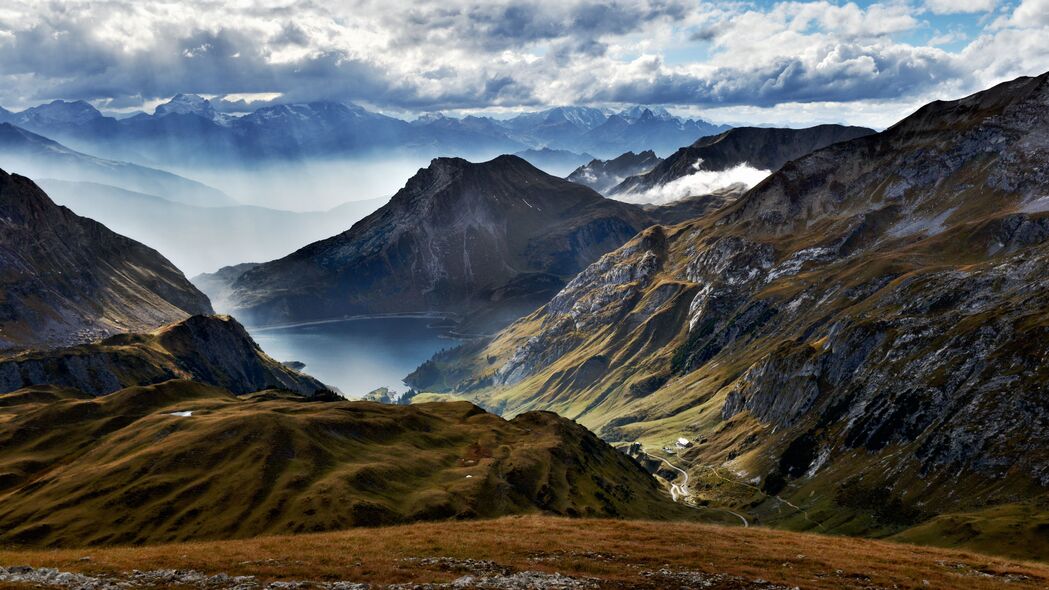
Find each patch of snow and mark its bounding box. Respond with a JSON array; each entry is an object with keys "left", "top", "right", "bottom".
[
  {"left": 1020, "top": 195, "right": 1049, "bottom": 213},
  {"left": 169, "top": 410, "right": 193, "bottom": 417},
  {"left": 886, "top": 207, "right": 956, "bottom": 239}
]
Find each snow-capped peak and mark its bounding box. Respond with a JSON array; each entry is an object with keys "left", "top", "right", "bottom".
[{"left": 155, "top": 94, "right": 217, "bottom": 119}]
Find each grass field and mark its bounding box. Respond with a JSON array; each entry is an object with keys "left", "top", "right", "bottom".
[{"left": 1, "top": 516, "right": 1047, "bottom": 589}]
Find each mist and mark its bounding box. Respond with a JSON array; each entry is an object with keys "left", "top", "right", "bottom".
[
  {"left": 614, "top": 161, "right": 771, "bottom": 205},
  {"left": 171, "top": 155, "right": 433, "bottom": 211}
]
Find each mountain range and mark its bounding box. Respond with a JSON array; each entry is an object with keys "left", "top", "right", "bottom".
[
  {"left": 0, "top": 96, "right": 729, "bottom": 167},
  {"left": 0, "top": 122, "right": 233, "bottom": 207},
  {"left": 406, "top": 71, "right": 1049, "bottom": 557}
]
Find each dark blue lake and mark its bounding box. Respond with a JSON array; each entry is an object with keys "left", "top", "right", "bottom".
[{"left": 248, "top": 317, "right": 457, "bottom": 398}]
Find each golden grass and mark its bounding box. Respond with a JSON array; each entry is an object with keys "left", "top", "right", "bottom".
[{"left": 1, "top": 516, "right": 1047, "bottom": 589}]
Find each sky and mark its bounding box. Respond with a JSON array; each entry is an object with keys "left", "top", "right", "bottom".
[{"left": 0, "top": 0, "right": 1047, "bottom": 128}]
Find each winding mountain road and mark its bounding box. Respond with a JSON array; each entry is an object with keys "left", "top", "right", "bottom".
[{"left": 641, "top": 449, "right": 749, "bottom": 527}]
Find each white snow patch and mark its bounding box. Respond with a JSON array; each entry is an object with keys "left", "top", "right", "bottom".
[
  {"left": 1020, "top": 195, "right": 1049, "bottom": 213},
  {"left": 169, "top": 410, "right": 193, "bottom": 417},
  {"left": 887, "top": 207, "right": 956, "bottom": 239},
  {"left": 614, "top": 160, "right": 770, "bottom": 205}
]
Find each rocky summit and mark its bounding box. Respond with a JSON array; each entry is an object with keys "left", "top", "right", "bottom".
[
  {"left": 205, "top": 155, "right": 654, "bottom": 331},
  {"left": 408, "top": 71, "right": 1049, "bottom": 558},
  {"left": 567, "top": 150, "right": 663, "bottom": 195},
  {"left": 609, "top": 124, "right": 875, "bottom": 197},
  {"left": 0, "top": 169, "right": 213, "bottom": 352},
  {"left": 0, "top": 314, "right": 327, "bottom": 397}
]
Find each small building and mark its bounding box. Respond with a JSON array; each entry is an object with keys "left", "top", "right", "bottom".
[{"left": 676, "top": 437, "right": 693, "bottom": 448}]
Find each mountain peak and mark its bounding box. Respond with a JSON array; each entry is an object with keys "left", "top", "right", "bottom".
[
  {"left": 21, "top": 99, "right": 102, "bottom": 125},
  {"left": 155, "top": 93, "right": 216, "bottom": 119}
]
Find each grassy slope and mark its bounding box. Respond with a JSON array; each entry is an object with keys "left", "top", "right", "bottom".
[
  {"left": 0, "top": 381, "right": 703, "bottom": 548},
  {"left": 1, "top": 516, "right": 1048, "bottom": 589}
]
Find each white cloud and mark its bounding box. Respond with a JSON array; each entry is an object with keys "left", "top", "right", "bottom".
[
  {"left": 0, "top": 0, "right": 1044, "bottom": 125},
  {"left": 615, "top": 161, "right": 772, "bottom": 205},
  {"left": 925, "top": 0, "right": 995, "bottom": 15}
]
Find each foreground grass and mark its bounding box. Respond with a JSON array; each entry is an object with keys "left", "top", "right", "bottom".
[{"left": 1, "top": 516, "right": 1046, "bottom": 589}]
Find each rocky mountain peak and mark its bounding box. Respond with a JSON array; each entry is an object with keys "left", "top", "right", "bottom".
[
  {"left": 154, "top": 93, "right": 217, "bottom": 119},
  {"left": 21, "top": 100, "right": 102, "bottom": 126},
  {"left": 0, "top": 169, "right": 213, "bottom": 351}
]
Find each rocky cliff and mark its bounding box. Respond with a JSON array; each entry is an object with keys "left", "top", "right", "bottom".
[
  {"left": 0, "top": 170, "right": 213, "bottom": 352},
  {"left": 609, "top": 125, "right": 875, "bottom": 197}
]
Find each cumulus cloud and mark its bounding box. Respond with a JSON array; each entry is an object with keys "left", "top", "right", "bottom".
[
  {"left": 925, "top": 0, "right": 995, "bottom": 14},
  {"left": 0, "top": 0, "right": 1044, "bottom": 121},
  {"left": 615, "top": 161, "right": 771, "bottom": 205}
]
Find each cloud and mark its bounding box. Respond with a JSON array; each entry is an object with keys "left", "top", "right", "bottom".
[
  {"left": 0, "top": 0, "right": 1044, "bottom": 123},
  {"left": 925, "top": 0, "right": 995, "bottom": 15},
  {"left": 615, "top": 161, "right": 771, "bottom": 205}
]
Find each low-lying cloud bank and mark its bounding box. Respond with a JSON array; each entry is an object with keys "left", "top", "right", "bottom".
[{"left": 614, "top": 161, "right": 771, "bottom": 205}]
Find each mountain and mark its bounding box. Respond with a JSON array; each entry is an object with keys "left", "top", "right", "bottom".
[
  {"left": 567, "top": 150, "right": 663, "bottom": 194},
  {"left": 576, "top": 108, "right": 730, "bottom": 157},
  {"left": 0, "top": 99, "right": 111, "bottom": 135},
  {"left": 0, "top": 123, "right": 235, "bottom": 207},
  {"left": 513, "top": 147, "right": 595, "bottom": 176},
  {"left": 0, "top": 315, "right": 327, "bottom": 396},
  {"left": 0, "top": 170, "right": 213, "bottom": 352},
  {"left": 0, "top": 382, "right": 692, "bottom": 547},
  {"left": 37, "top": 179, "right": 384, "bottom": 276},
  {"left": 0, "top": 98, "right": 728, "bottom": 167},
  {"left": 609, "top": 124, "right": 876, "bottom": 198},
  {"left": 405, "top": 72, "right": 1049, "bottom": 556},
  {"left": 153, "top": 93, "right": 226, "bottom": 123},
  {"left": 204, "top": 155, "right": 655, "bottom": 331}
]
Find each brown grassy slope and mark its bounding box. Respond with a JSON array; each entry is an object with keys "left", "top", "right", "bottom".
[
  {"left": 0, "top": 381, "right": 702, "bottom": 548},
  {"left": 2, "top": 516, "right": 1048, "bottom": 589}
]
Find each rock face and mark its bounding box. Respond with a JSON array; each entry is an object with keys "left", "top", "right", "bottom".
[
  {"left": 0, "top": 170, "right": 213, "bottom": 352},
  {"left": 0, "top": 315, "right": 328, "bottom": 396},
  {"left": 211, "top": 155, "right": 655, "bottom": 330},
  {"left": 411, "top": 71, "right": 1049, "bottom": 543},
  {"left": 609, "top": 125, "right": 875, "bottom": 197},
  {"left": 0, "top": 383, "right": 689, "bottom": 547},
  {"left": 567, "top": 150, "right": 663, "bottom": 194}
]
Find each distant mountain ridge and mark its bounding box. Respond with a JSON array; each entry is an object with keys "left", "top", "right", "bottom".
[
  {"left": 567, "top": 150, "right": 663, "bottom": 194},
  {"left": 0, "top": 96, "right": 729, "bottom": 165},
  {"left": 0, "top": 122, "right": 233, "bottom": 207}
]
